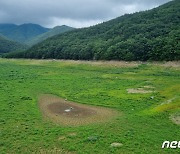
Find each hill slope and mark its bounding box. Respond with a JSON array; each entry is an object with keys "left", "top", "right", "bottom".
[
  {"left": 26, "top": 25, "right": 74, "bottom": 46},
  {"left": 5, "top": 0, "right": 180, "bottom": 61},
  {"left": 0, "top": 35, "right": 27, "bottom": 53},
  {"left": 0, "top": 23, "right": 49, "bottom": 44}
]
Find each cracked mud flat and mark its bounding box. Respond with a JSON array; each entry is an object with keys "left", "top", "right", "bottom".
[{"left": 39, "top": 94, "right": 119, "bottom": 126}]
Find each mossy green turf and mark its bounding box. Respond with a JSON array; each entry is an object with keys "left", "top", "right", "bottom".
[{"left": 0, "top": 59, "right": 179, "bottom": 154}]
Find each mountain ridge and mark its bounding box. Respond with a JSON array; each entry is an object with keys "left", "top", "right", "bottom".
[
  {"left": 0, "top": 23, "right": 74, "bottom": 46},
  {"left": 0, "top": 23, "right": 50, "bottom": 43},
  {"left": 26, "top": 25, "right": 74, "bottom": 46}
]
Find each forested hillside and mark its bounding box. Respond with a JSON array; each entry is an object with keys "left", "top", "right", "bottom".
[
  {"left": 5, "top": 0, "right": 180, "bottom": 61},
  {"left": 0, "top": 35, "right": 27, "bottom": 54},
  {"left": 26, "top": 25, "right": 74, "bottom": 46}
]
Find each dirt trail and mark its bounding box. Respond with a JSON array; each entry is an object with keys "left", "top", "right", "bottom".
[{"left": 39, "top": 94, "right": 119, "bottom": 126}]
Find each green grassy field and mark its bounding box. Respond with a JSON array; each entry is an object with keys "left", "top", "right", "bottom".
[{"left": 0, "top": 59, "right": 179, "bottom": 154}]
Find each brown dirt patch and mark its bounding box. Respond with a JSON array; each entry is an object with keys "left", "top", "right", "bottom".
[
  {"left": 39, "top": 94, "right": 119, "bottom": 126},
  {"left": 127, "top": 88, "right": 153, "bottom": 94},
  {"left": 170, "top": 113, "right": 180, "bottom": 125}
]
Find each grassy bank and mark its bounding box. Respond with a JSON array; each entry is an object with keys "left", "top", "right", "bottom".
[{"left": 0, "top": 59, "right": 179, "bottom": 153}]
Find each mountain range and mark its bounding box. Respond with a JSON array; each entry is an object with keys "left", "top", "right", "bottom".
[
  {"left": 0, "top": 23, "right": 49, "bottom": 44},
  {"left": 2, "top": 0, "right": 180, "bottom": 61},
  {"left": 0, "top": 24, "right": 74, "bottom": 46}
]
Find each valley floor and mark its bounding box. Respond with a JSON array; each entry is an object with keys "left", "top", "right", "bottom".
[{"left": 0, "top": 59, "right": 179, "bottom": 153}]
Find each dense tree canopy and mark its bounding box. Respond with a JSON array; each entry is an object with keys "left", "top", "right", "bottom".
[
  {"left": 0, "top": 35, "right": 27, "bottom": 54},
  {"left": 4, "top": 0, "right": 180, "bottom": 61}
]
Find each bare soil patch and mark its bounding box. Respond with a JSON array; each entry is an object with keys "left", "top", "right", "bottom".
[
  {"left": 143, "top": 86, "right": 155, "bottom": 89},
  {"left": 127, "top": 88, "right": 153, "bottom": 94},
  {"left": 39, "top": 94, "right": 119, "bottom": 126},
  {"left": 170, "top": 113, "right": 180, "bottom": 125},
  {"left": 111, "top": 142, "right": 123, "bottom": 148}
]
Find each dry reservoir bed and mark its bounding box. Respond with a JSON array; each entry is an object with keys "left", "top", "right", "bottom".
[{"left": 39, "top": 94, "right": 119, "bottom": 126}]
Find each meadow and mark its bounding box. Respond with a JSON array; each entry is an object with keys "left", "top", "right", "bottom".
[{"left": 0, "top": 59, "right": 179, "bottom": 154}]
